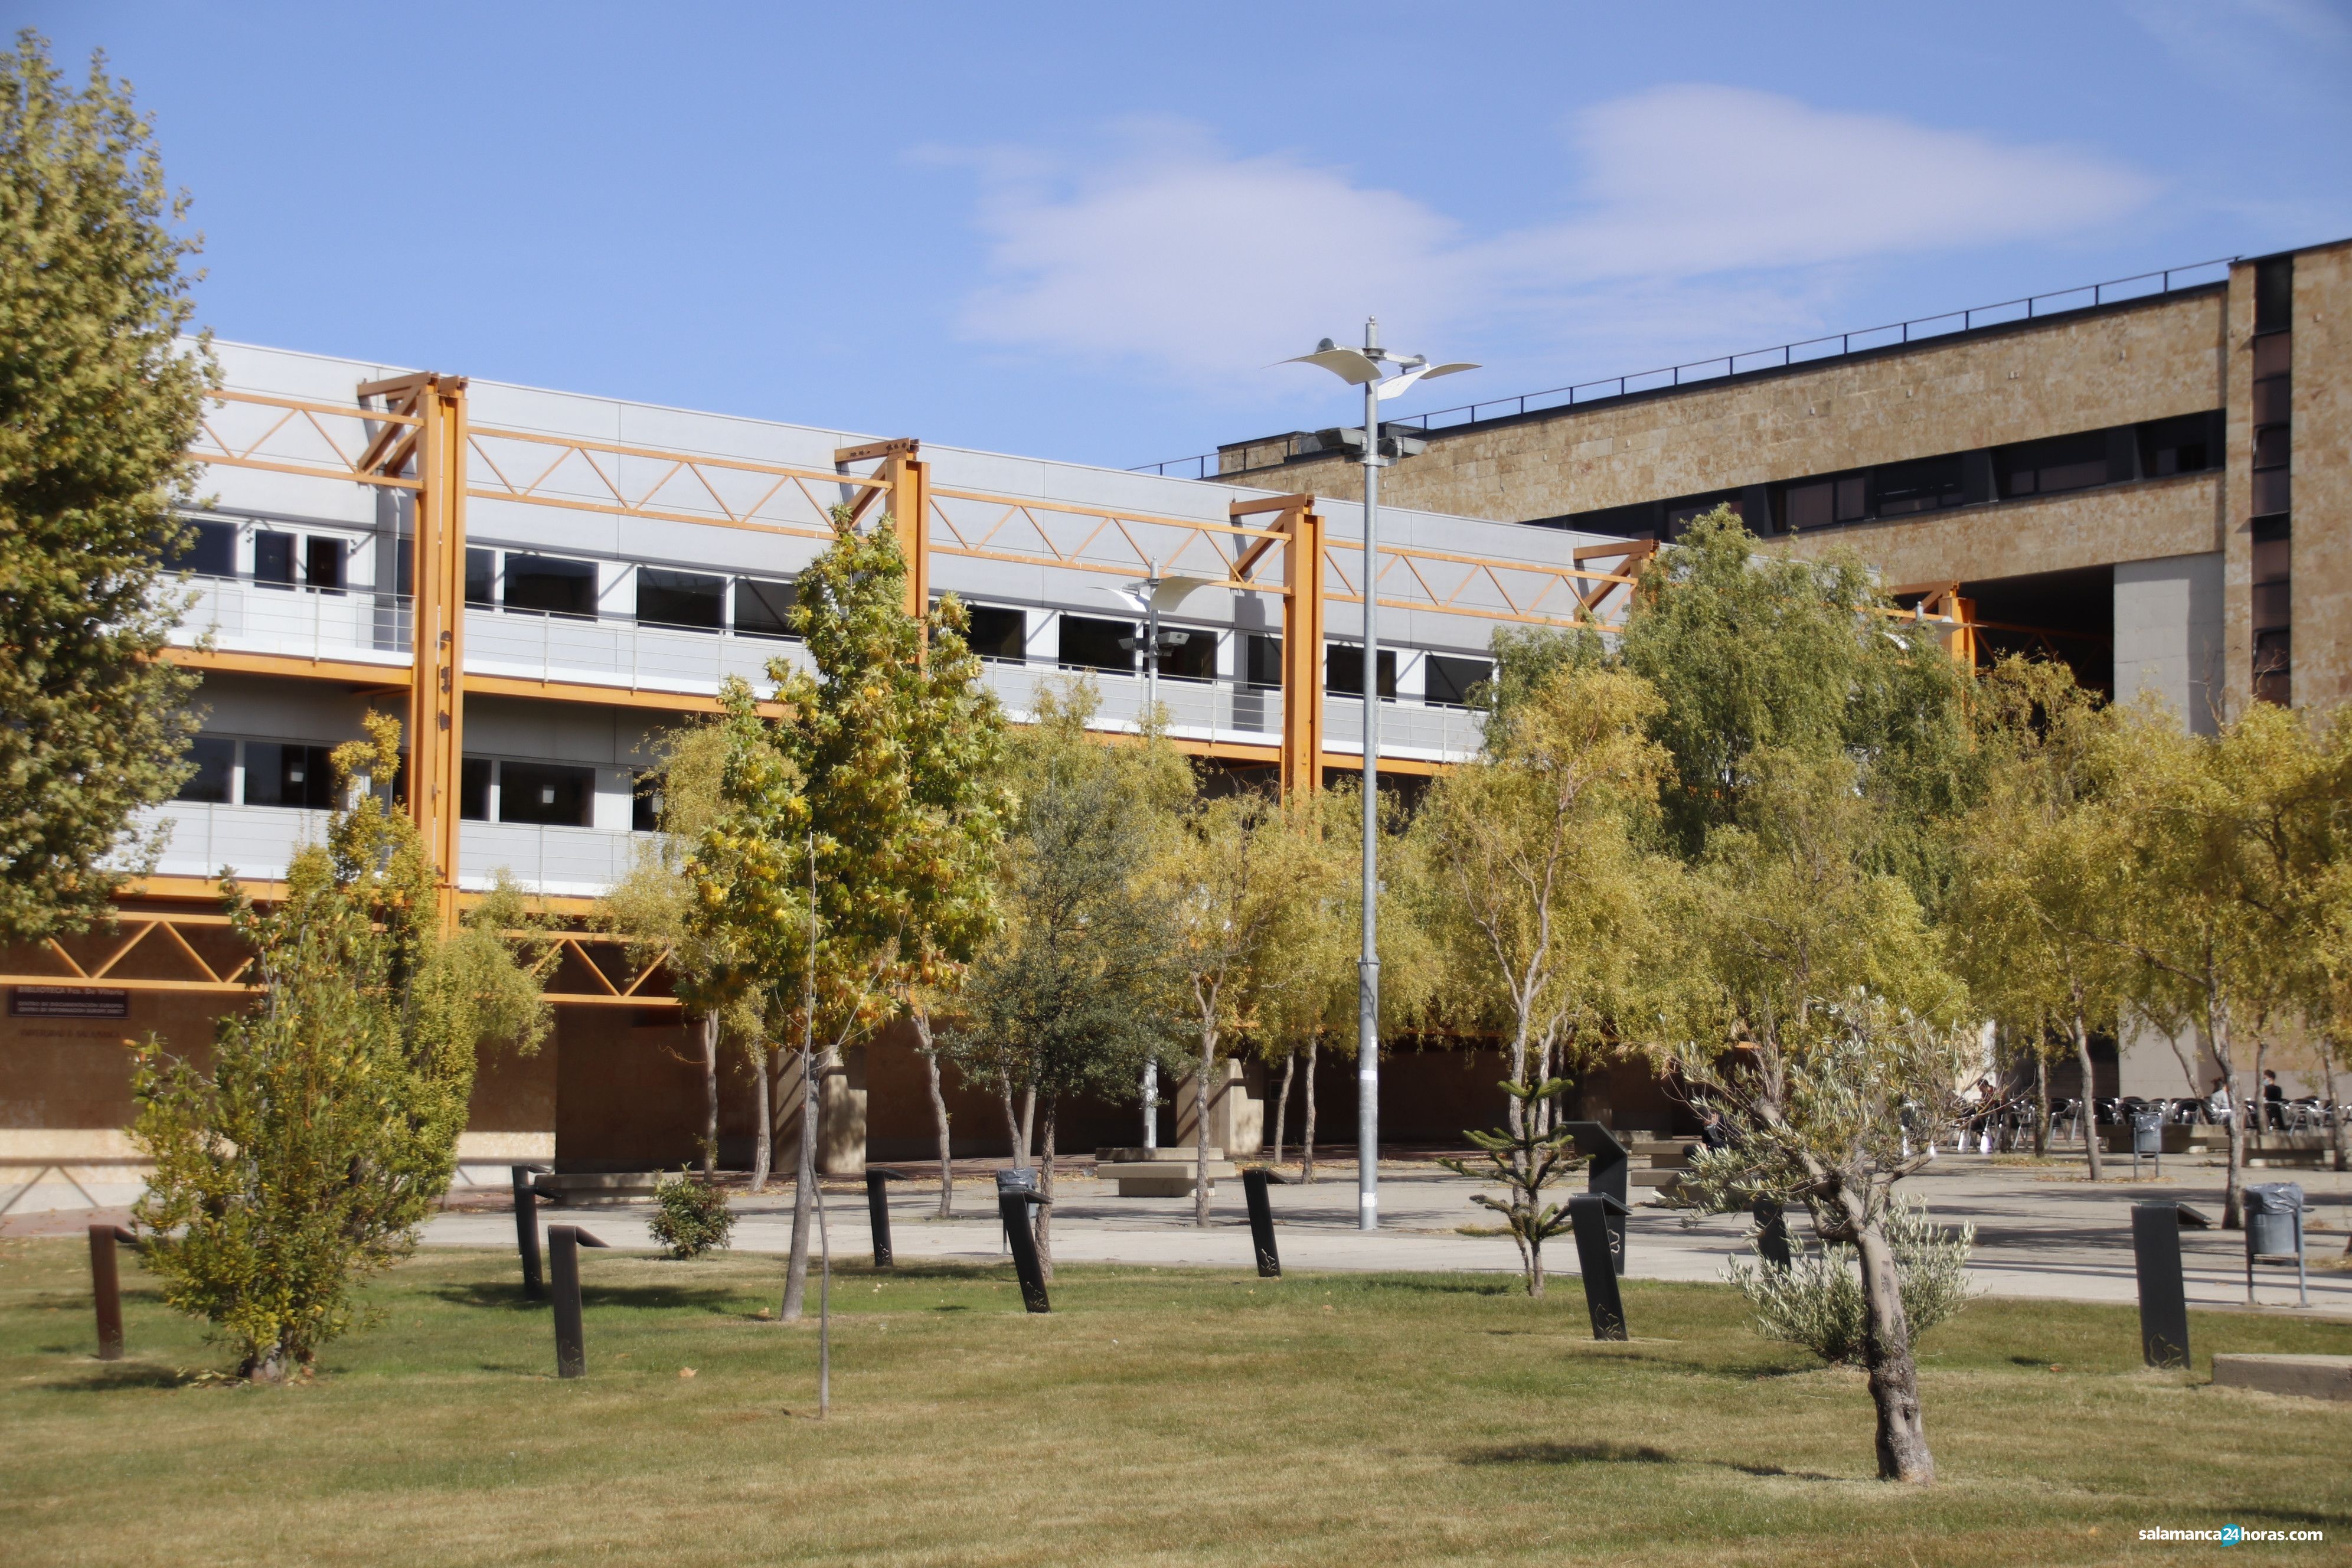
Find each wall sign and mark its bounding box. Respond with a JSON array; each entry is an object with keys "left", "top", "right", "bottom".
[{"left": 11, "top": 986, "right": 130, "bottom": 1018}]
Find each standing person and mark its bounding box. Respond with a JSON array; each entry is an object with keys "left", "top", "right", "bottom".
[
  {"left": 2206, "top": 1074, "right": 2233, "bottom": 1128},
  {"left": 2263, "top": 1070, "right": 2286, "bottom": 1132}
]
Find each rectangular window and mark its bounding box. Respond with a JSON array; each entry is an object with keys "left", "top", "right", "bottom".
[
  {"left": 175, "top": 736, "right": 235, "bottom": 804},
  {"left": 2253, "top": 426, "right": 2291, "bottom": 470},
  {"left": 1245, "top": 633, "right": 1282, "bottom": 689},
  {"left": 2253, "top": 377, "right": 2291, "bottom": 426},
  {"left": 460, "top": 756, "right": 493, "bottom": 822},
  {"left": 243, "top": 742, "right": 337, "bottom": 810},
  {"left": 963, "top": 605, "right": 1025, "bottom": 662},
  {"left": 1870, "top": 455, "right": 1965, "bottom": 518},
  {"left": 1327, "top": 643, "right": 1397, "bottom": 699},
  {"left": 504, "top": 554, "right": 597, "bottom": 618},
  {"left": 464, "top": 547, "right": 495, "bottom": 608},
  {"left": 1057, "top": 615, "right": 1134, "bottom": 673},
  {"left": 2255, "top": 257, "right": 2294, "bottom": 335},
  {"left": 1835, "top": 476, "right": 1867, "bottom": 521},
  {"left": 638, "top": 567, "right": 724, "bottom": 631},
  {"left": 2254, "top": 628, "right": 2292, "bottom": 707},
  {"left": 1998, "top": 431, "right": 2109, "bottom": 499},
  {"left": 1425, "top": 654, "right": 1494, "bottom": 708},
  {"left": 632, "top": 770, "right": 664, "bottom": 833},
  {"left": 2253, "top": 469, "right": 2291, "bottom": 518},
  {"left": 497, "top": 760, "right": 594, "bottom": 828},
  {"left": 1781, "top": 481, "right": 1834, "bottom": 531},
  {"left": 733, "top": 577, "right": 798, "bottom": 639},
  {"left": 253, "top": 530, "right": 296, "bottom": 588},
  {"left": 1157, "top": 628, "right": 1216, "bottom": 681},
  {"left": 2138, "top": 413, "right": 2219, "bottom": 478},
  {"left": 304, "top": 535, "right": 344, "bottom": 593},
  {"left": 169, "top": 520, "right": 236, "bottom": 578}
]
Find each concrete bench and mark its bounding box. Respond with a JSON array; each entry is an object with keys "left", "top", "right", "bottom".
[
  {"left": 1094, "top": 1146, "right": 1236, "bottom": 1197},
  {"left": 2211, "top": 1354, "right": 2352, "bottom": 1402}
]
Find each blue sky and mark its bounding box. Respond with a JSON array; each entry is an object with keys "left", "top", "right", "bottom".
[{"left": 27, "top": 2, "right": 2352, "bottom": 471}]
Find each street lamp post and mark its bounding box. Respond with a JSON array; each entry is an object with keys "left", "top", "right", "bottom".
[{"left": 1284, "top": 322, "right": 1475, "bottom": 1230}]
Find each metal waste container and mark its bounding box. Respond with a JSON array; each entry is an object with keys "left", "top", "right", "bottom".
[
  {"left": 2245, "top": 1182, "right": 2305, "bottom": 1258},
  {"left": 2131, "top": 1112, "right": 2163, "bottom": 1157}
]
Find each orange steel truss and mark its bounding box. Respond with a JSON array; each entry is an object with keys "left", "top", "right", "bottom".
[{"left": 171, "top": 374, "right": 1652, "bottom": 930}]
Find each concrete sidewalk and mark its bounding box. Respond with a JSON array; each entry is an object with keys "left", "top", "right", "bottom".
[{"left": 411, "top": 1155, "right": 2352, "bottom": 1319}]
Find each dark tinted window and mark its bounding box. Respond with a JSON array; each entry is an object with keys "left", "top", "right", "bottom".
[
  {"left": 505, "top": 554, "right": 598, "bottom": 618},
  {"left": 963, "top": 605, "right": 1025, "bottom": 662},
  {"left": 176, "top": 736, "right": 235, "bottom": 804},
  {"left": 244, "top": 742, "right": 337, "bottom": 809},
  {"left": 2138, "top": 413, "right": 2219, "bottom": 478},
  {"left": 2255, "top": 257, "right": 2294, "bottom": 335},
  {"left": 1327, "top": 643, "right": 1397, "bottom": 698},
  {"left": 638, "top": 567, "right": 724, "bottom": 630},
  {"left": 171, "top": 520, "right": 236, "bottom": 578},
  {"left": 734, "top": 577, "right": 798, "bottom": 639},
  {"left": 1157, "top": 628, "right": 1215, "bottom": 681},
  {"left": 305, "top": 536, "right": 344, "bottom": 592},
  {"left": 1246, "top": 633, "right": 1282, "bottom": 688},
  {"left": 460, "top": 756, "right": 492, "bottom": 821},
  {"left": 1058, "top": 615, "right": 1133, "bottom": 672},
  {"left": 1871, "top": 456, "right": 1964, "bottom": 518},
  {"left": 1426, "top": 654, "right": 1494, "bottom": 708},
  {"left": 253, "top": 531, "right": 296, "bottom": 587},
  {"left": 498, "top": 761, "right": 595, "bottom": 827},
  {"left": 2000, "top": 431, "right": 2109, "bottom": 498},
  {"left": 464, "top": 547, "right": 495, "bottom": 607},
  {"left": 632, "top": 770, "right": 664, "bottom": 833}
]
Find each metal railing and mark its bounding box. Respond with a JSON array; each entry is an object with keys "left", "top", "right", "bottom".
[{"left": 1132, "top": 256, "right": 2239, "bottom": 479}]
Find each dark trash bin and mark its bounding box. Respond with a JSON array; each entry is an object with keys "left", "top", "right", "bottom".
[{"left": 2242, "top": 1181, "right": 2309, "bottom": 1308}]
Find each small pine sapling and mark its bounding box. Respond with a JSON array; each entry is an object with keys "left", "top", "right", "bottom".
[{"left": 1440, "top": 1078, "right": 1587, "bottom": 1297}]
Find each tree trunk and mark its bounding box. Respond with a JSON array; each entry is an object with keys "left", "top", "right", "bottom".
[
  {"left": 2073, "top": 1011, "right": 2102, "bottom": 1181},
  {"left": 700, "top": 1012, "right": 720, "bottom": 1180},
  {"left": 1020, "top": 1083, "right": 1036, "bottom": 1165},
  {"left": 1301, "top": 1038, "right": 1319, "bottom": 1184},
  {"left": 1036, "top": 1096, "right": 1058, "bottom": 1282},
  {"left": 2252, "top": 1037, "right": 2270, "bottom": 1152},
  {"left": 1270, "top": 1050, "right": 1295, "bottom": 1166},
  {"left": 782, "top": 1044, "right": 820, "bottom": 1321},
  {"left": 1505, "top": 1021, "right": 1530, "bottom": 1139},
  {"left": 2033, "top": 1048, "right": 2049, "bottom": 1158},
  {"left": 1000, "top": 1074, "right": 1028, "bottom": 1170},
  {"left": 752, "top": 1041, "right": 774, "bottom": 1192},
  {"left": 1194, "top": 1025, "right": 1216, "bottom": 1228},
  {"left": 2213, "top": 1000, "right": 2245, "bottom": 1230},
  {"left": 2321, "top": 1043, "right": 2349, "bottom": 1177},
  {"left": 1853, "top": 1217, "right": 1935, "bottom": 1484},
  {"left": 913, "top": 1009, "right": 953, "bottom": 1217}
]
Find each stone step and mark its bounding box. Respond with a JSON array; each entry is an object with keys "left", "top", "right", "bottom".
[
  {"left": 1097, "top": 1159, "right": 1239, "bottom": 1197},
  {"left": 532, "top": 1172, "right": 664, "bottom": 1206},
  {"left": 1629, "top": 1169, "right": 1685, "bottom": 1188},
  {"left": 2212, "top": 1354, "right": 2352, "bottom": 1402}
]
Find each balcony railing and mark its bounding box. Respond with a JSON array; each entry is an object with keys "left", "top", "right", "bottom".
[
  {"left": 458, "top": 822, "right": 645, "bottom": 899},
  {"left": 984, "top": 664, "right": 1485, "bottom": 763},
  {"left": 132, "top": 801, "right": 332, "bottom": 883},
  {"left": 463, "top": 607, "right": 801, "bottom": 697},
  {"left": 169, "top": 577, "right": 412, "bottom": 668}
]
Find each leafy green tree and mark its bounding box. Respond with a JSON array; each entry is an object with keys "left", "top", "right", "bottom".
[
  {"left": 1665, "top": 754, "right": 1973, "bottom": 1485},
  {"left": 129, "top": 715, "right": 547, "bottom": 1380},
  {"left": 1165, "top": 790, "right": 1324, "bottom": 1226},
  {"left": 1949, "top": 658, "right": 2130, "bottom": 1177},
  {"left": 1, "top": 33, "right": 211, "bottom": 943},
  {"left": 1619, "top": 509, "right": 1978, "bottom": 909},
  {"left": 693, "top": 511, "right": 1004, "bottom": 1320},
  {"left": 1410, "top": 661, "right": 1669, "bottom": 1146},
  {"left": 604, "top": 721, "right": 769, "bottom": 1181},
  {"left": 1439, "top": 1078, "right": 1586, "bottom": 1295},
  {"left": 946, "top": 682, "right": 1187, "bottom": 1274}
]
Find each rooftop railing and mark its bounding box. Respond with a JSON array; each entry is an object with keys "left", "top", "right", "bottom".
[{"left": 1132, "top": 256, "right": 2239, "bottom": 480}]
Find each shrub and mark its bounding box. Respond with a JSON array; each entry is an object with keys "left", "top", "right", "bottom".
[
  {"left": 1727, "top": 1197, "right": 1975, "bottom": 1366},
  {"left": 650, "top": 1170, "right": 735, "bottom": 1259}
]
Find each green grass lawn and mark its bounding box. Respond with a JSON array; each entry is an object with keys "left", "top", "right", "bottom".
[{"left": 4, "top": 1238, "right": 2349, "bottom": 1566}]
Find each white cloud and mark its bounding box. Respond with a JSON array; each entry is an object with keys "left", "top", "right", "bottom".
[{"left": 950, "top": 88, "right": 2159, "bottom": 388}]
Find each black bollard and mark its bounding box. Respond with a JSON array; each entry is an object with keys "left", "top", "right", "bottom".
[
  {"left": 2131, "top": 1202, "right": 2191, "bottom": 1369},
  {"left": 511, "top": 1164, "right": 551, "bottom": 1301},
  {"left": 1561, "top": 1123, "right": 1629, "bottom": 1274},
  {"left": 1568, "top": 1193, "right": 1629, "bottom": 1341},
  {"left": 1241, "top": 1167, "right": 1285, "bottom": 1278},
  {"left": 87, "top": 1224, "right": 135, "bottom": 1361},
  {"left": 998, "top": 1191, "right": 1052, "bottom": 1313},
  {"left": 1752, "top": 1198, "right": 1791, "bottom": 1270},
  {"left": 865, "top": 1168, "right": 909, "bottom": 1268},
  {"left": 548, "top": 1225, "right": 610, "bottom": 1378},
  {"left": 994, "top": 1166, "right": 1040, "bottom": 1255}
]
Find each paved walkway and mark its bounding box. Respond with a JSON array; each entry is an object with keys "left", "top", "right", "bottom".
[{"left": 410, "top": 1154, "right": 2352, "bottom": 1319}]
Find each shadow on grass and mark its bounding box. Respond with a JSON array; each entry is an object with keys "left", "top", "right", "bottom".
[
  {"left": 426, "top": 1282, "right": 741, "bottom": 1314},
  {"left": 43, "top": 1361, "right": 195, "bottom": 1391},
  {"left": 1465, "top": 1440, "right": 1675, "bottom": 1466}
]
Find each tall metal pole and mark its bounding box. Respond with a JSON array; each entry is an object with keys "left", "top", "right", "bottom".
[
  {"left": 1357, "top": 319, "right": 1382, "bottom": 1233},
  {"left": 1142, "top": 560, "right": 1160, "bottom": 1154}
]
